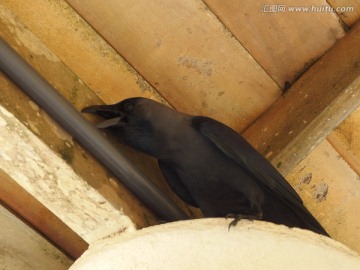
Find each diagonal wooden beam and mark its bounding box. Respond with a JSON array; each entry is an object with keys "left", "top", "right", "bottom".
[
  {"left": 0, "top": 169, "right": 88, "bottom": 259},
  {"left": 243, "top": 21, "right": 360, "bottom": 176}
]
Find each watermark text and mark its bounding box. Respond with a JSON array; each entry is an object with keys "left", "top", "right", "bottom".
[{"left": 261, "top": 5, "right": 354, "bottom": 13}]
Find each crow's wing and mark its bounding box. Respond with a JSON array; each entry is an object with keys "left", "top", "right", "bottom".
[
  {"left": 192, "top": 116, "right": 328, "bottom": 234},
  {"left": 158, "top": 160, "right": 198, "bottom": 208}
]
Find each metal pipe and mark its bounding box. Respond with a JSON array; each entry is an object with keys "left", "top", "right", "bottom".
[{"left": 0, "top": 38, "right": 187, "bottom": 221}]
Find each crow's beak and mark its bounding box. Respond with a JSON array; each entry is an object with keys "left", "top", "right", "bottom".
[
  {"left": 95, "top": 117, "right": 123, "bottom": 128},
  {"left": 81, "top": 104, "right": 119, "bottom": 119},
  {"left": 82, "top": 104, "right": 125, "bottom": 128}
]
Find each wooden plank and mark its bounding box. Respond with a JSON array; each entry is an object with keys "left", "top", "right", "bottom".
[
  {"left": 286, "top": 140, "right": 360, "bottom": 254},
  {"left": 327, "top": 133, "right": 360, "bottom": 177},
  {"left": 243, "top": 21, "right": 360, "bottom": 176},
  {"left": 203, "top": 0, "right": 345, "bottom": 87},
  {"left": 0, "top": 169, "right": 88, "bottom": 259},
  {"left": 65, "top": 0, "right": 281, "bottom": 131},
  {"left": 0, "top": 0, "right": 165, "bottom": 104},
  {"left": 327, "top": 106, "right": 360, "bottom": 177},
  {"left": 0, "top": 204, "right": 73, "bottom": 270},
  {"left": 327, "top": 0, "right": 360, "bottom": 26}
]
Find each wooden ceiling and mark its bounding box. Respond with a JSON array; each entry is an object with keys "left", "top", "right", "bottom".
[{"left": 0, "top": 1, "right": 359, "bottom": 267}]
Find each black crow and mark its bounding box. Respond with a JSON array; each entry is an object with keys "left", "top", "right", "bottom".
[{"left": 82, "top": 97, "right": 329, "bottom": 236}]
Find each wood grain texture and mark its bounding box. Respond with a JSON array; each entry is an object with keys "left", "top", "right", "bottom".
[
  {"left": 328, "top": 133, "right": 360, "bottom": 177},
  {"left": 0, "top": 169, "right": 88, "bottom": 259},
  {"left": 65, "top": 0, "right": 281, "bottom": 131},
  {"left": 0, "top": 0, "right": 165, "bottom": 105},
  {"left": 327, "top": 106, "right": 360, "bottom": 177},
  {"left": 243, "top": 21, "right": 360, "bottom": 175},
  {"left": 203, "top": 0, "right": 345, "bottom": 87},
  {"left": 328, "top": 0, "right": 360, "bottom": 26}
]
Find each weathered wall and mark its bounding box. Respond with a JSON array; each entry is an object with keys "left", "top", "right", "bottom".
[{"left": 0, "top": 105, "right": 135, "bottom": 242}]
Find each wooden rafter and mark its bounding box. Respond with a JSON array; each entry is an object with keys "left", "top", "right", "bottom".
[
  {"left": 0, "top": 169, "right": 88, "bottom": 259},
  {"left": 243, "top": 21, "right": 360, "bottom": 175}
]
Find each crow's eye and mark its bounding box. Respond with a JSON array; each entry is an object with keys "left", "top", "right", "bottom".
[{"left": 123, "top": 103, "right": 134, "bottom": 112}]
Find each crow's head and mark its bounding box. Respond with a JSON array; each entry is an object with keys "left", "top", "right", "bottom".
[
  {"left": 82, "top": 97, "right": 186, "bottom": 158},
  {"left": 82, "top": 97, "right": 147, "bottom": 128}
]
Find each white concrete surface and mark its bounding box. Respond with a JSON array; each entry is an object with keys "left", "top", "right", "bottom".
[
  {"left": 0, "top": 105, "right": 135, "bottom": 243},
  {"left": 70, "top": 218, "right": 360, "bottom": 270}
]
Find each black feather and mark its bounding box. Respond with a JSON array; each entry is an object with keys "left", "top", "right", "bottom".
[{"left": 82, "top": 97, "right": 329, "bottom": 236}]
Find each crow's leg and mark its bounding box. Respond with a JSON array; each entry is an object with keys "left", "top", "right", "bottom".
[{"left": 226, "top": 211, "right": 263, "bottom": 231}]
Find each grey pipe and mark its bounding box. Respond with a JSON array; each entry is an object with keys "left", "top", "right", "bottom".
[{"left": 0, "top": 38, "right": 187, "bottom": 221}]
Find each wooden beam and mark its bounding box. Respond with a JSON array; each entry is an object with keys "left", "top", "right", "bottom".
[
  {"left": 327, "top": 133, "right": 360, "bottom": 177},
  {"left": 243, "top": 21, "right": 360, "bottom": 176},
  {"left": 327, "top": 0, "right": 360, "bottom": 27},
  {"left": 0, "top": 204, "right": 73, "bottom": 269},
  {"left": 0, "top": 169, "right": 88, "bottom": 259},
  {"left": 326, "top": 105, "right": 360, "bottom": 176}
]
